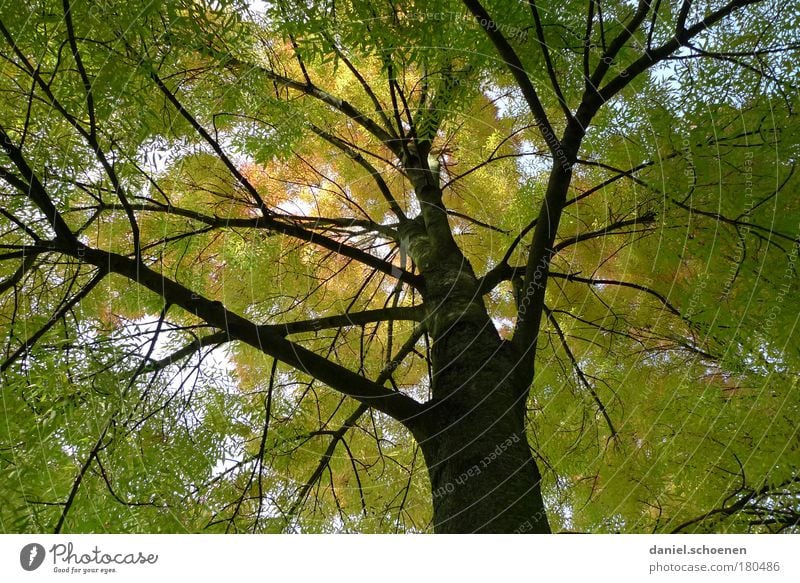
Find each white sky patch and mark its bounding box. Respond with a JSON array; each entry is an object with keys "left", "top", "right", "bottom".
[
  {"left": 244, "top": 0, "right": 269, "bottom": 17},
  {"left": 491, "top": 316, "right": 515, "bottom": 332},
  {"left": 210, "top": 436, "right": 246, "bottom": 480},
  {"left": 275, "top": 195, "right": 314, "bottom": 216},
  {"left": 483, "top": 84, "right": 525, "bottom": 119},
  {"left": 406, "top": 193, "right": 422, "bottom": 218},
  {"left": 127, "top": 316, "right": 234, "bottom": 379},
  {"left": 516, "top": 139, "right": 550, "bottom": 181},
  {"left": 138, "top": 136, "right": 193, "bottom": 176}
]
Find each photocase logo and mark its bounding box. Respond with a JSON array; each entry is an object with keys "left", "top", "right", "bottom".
[{"left": 20, "top": 543, "right": 46, "bottom": 571}]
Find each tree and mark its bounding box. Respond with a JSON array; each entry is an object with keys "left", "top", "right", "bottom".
[{"left": 0, "top": 0, "right": 798, "bottom": 534}]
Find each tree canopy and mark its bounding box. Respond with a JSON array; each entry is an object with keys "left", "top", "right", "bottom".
[{"left": 0, "top": 0, "right": 798, "bottom": 533}]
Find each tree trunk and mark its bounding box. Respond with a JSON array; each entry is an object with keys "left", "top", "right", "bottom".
[
  {"left": 400, "top": 168, "right": 551, "bottom": 533},
  {"left": 420, "top": 416, "right": 550, "bottom": 533},
  {"left": 414, "top": 320, "right": 551, "bottom": 533}
]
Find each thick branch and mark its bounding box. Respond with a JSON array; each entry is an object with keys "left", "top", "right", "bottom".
[
  {"left": 229, "top": 58, "right": 401, "bottom": 155},
  {"left": 598, "top": 0, "right": 766, "bottom": 104},
  {"left": 141, "top": 307, "right": 424, "bottom": 367},
  {"left": 0, "top": 128, "right": 77, "bottom": 243},
  {"left": 89, "top": 203, "right": 422, "bottom": 288},
  {"left": 150, "top": 71, "right": 271, "bottom": 214},
  {"left": 309, "top": 124, "right": 407, "bottom": 220},
  {"left": 588, "top": 0, "right": 651, "bottom": 90},
  {"left": 462, "top": 0, "right": 560, "bottom": 156},
  {"left": 54, "top": 242, "right": 424, "bottom": 424},
  {"left": 141, "top": 331, "right": 230, "bottom": 374},
  {"left": 272, "top": 305, "right": 424, "bottom": 336},
  {"left": 529, "top": 0, "right": 572, "bottom": 120}
]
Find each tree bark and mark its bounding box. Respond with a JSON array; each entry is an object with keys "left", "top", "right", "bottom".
[
  {"left": 422, "top": 426, "right": 550, "bottom": 533},
  {"left": 415, "top": 324, "right": 550, "bottom": 533},
  {"left": 400, "top": 158, "right": 551, "bottom": 533}
]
